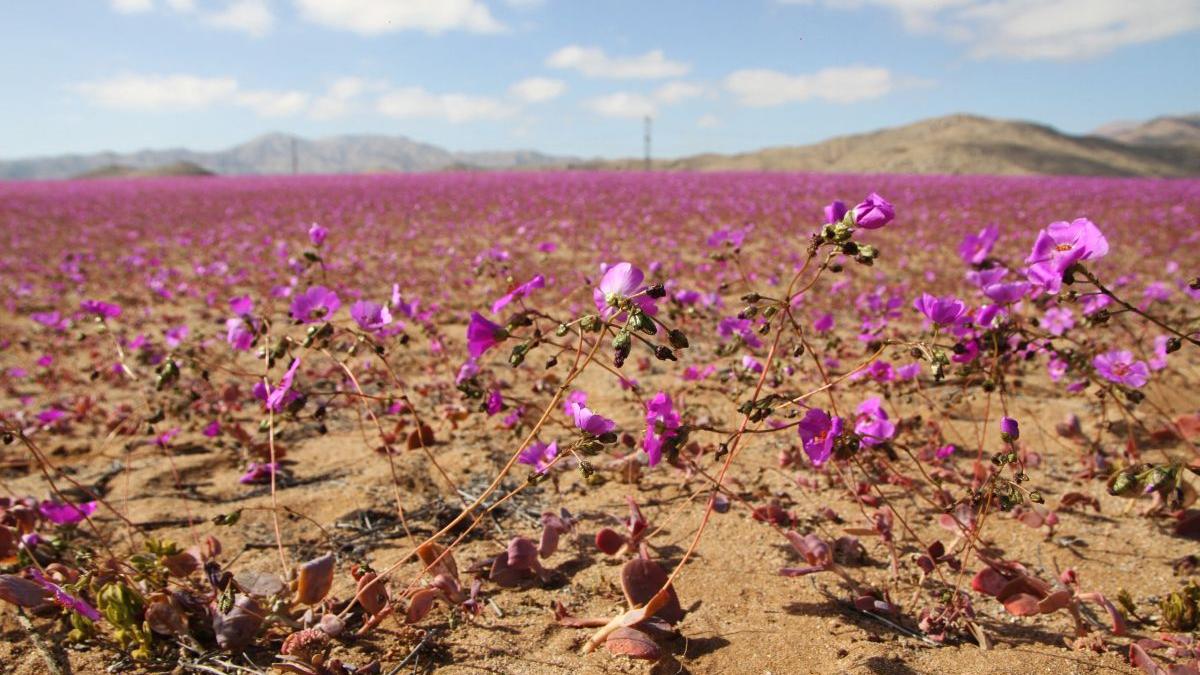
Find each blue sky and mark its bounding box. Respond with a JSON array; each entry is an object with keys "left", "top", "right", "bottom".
[{"left": 2, "top": 0, "right": 1198, "bottom": 159}]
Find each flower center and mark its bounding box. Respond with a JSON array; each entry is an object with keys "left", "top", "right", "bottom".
[{"left": 1054, "top": 243, "right": 1073, "bottom": 252}]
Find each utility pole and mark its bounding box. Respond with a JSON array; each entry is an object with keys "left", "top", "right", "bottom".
[
  {"left": 291, "top": 137, "right": 298, "bottom": 175},
  {"left": 643, "top": 116, "right": 652, "bottom": 171}
]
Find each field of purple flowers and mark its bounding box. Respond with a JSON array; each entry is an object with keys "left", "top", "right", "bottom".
[{"left": 1, "top": 172, "right": 1199, "bottom": 674}]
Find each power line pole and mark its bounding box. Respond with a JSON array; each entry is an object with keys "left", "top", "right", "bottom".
[{"left": 643, "top": 115, "right": 652, "bottom": 171}]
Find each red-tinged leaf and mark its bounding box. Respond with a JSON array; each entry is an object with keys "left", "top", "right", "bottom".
[
  {"left": 146, "top": 596, "right": 187, "bottom": 635},
  {"left": 1131, "top": 643, "right": 1170, "bottom": 675},
  {"left": 971, "top": 567, "right": 1008, "bottom": 597},
  {"left": 405, "top": 588, "right": 439, "bottom": 624},
  {"left": 406, "top": 424, "right": 435, "bottom": 450},
  {"left": 1058, "top": 492, "right": 1101, "bottom": 513},
  {"left": 595, "top": 528, "right": 624, "bottom": 555},
  {"left": 295, "top": 553, "right": 335, "bottom": 605},
  {"left": 1175, "top": 511, "right": 1200, "bottom": 540},
  {"left": 488, "top": 555, "right": 523, "bottom": 588},
  {"left": 0, "top": 526, "right": 17, "bottom": 564},
  {"left": 1037, "top": 589, "right": 1072, "bottom": 614},
  {"left": 213, "top": 595, "right": 264, "bottom": 652},
  {"left": 1077, "top": 592, "right": 1127, "bottom": 636},
  {"left": 416, "top": 541, "right": 459, "bottom": 581},
  {"left": 1002, "top": 593, "right": 1042, "bottom": 616},
  {"left": 507, "top": 536, "right": 539, "bottom": 570},
  {"left": 355, "top": 571, "right": 389, "bottom": 616},
  {"left": 620, "top": 558, "right": 684, "bottom": 625},
  {"left": 1175, "top": 414, "right": 1200, "bottom": 442},
  {"left": 0, "top": 574, "right": 52, "bottom": 608},
  {"left": 604, "top": 627, "right": 661, "bottom": 661},
  {"left": 779, "top": 565, "right": 825, "bottom": 577}
]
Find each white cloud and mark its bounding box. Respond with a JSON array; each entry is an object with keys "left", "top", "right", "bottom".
[
  {"left": 546, "top": 45, "right": 689, "bottom": 79},
  {"left": 294, "top": 0, "right": 505, "bottom": 35},
  {"left": 205, "top": 0, "right": 274, "bottom": 37},
  {"left": 584, "top": 92, "right": 657, "bottom": 119},
  {"left": 583, "top": 80, "right": 707, "bottom": 119},
  {"left": 781, "top": 0, "right": 1200, "bottom": 60},
  {"left": 165, "top": 0, "right": 196, "bottom": 10},
  {"left": 376, "top": 87, "right": 514, "bottom": 122},
  {"left": 724, "top": 67, "right": 896, "bottom": 106},
  {"left": 654, "top": 81, "right": 705, "bottom": 104},
  {"left": 960, "top": 0, "right": 1200, "bottom": 60},
  {"left": 697, "top": 113, "right": 719, "bottom": 128},
  {"left": 110, "top": 0, "right": 154, "bottom": 13},
  {"left": 73, "top": 74, "right": 239, "bottom": 111},
  {"left": 508, "top": 77, "right": 565, "bottom": 103},
  {"left": 235, "top": 89, "right": 309, "bottom": 116},
  {"left": 309, "top": 77, "right": 383, "bottom": 120}
]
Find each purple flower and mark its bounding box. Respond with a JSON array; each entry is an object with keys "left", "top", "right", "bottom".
[
  {"left": 230, "top": 295, "right": 254, "bottom": 315},
  {"left": 290, "top": 286, "right": 340, "bottom": 323},
  {"left": 1041, "top": 307, "right": 1074, "bottom": 336},
  {"left": 486, "top": 389, "right": 503, "bottom": 416},
  {"left": 913, "top": 293, "right": 966, "bottom": 326},
  {"left": 797, "top": 408, "right": 841, "bottom": 466},
  {"left": 742, "top": 355, "right": 764, "bottom": 373},
  {"left": 569, "top": 401, "right": 616, "bottom": 436},
  {"left": 257, "top": 358, "right": 301, "bottom": 412},
  {"left": 852, "top": 193, "right": 895, "bottom": 230},
  {"left": 455, "top": 359, "right": 479, "bottom": 385},
  {"left": 976, "top": 304, "right": 1002, "bottom": 327},
  {"left": 982, "top": 281, "right": 1029, "bottom": 306},
  {"left": 823, "top": 200, "right": 848, "bottom": 224},
  {"left": 1150, "top": 335, "right": 1170, "bottom": 371},
  {"left": 36, "top": 408, "right": 66, "bottom": 427},
  {"left": 39, "top": 500, "right": 97, "bottom": 526},
  {"left": 1025, "top": 218, "right": 1109, "bottom": 294},
  {"left": 718, "top": 316, "right": 763, "bottom": 349},
  {"left": 967, "top": 266, "right": 1009, "bottom": 289},
  {"left": 28, "top": 568, "right": 101, "bottom": 622},
  {"left": 226, "top": 317, "right": 258, "bottom": 351},
  {"left": 80, "top": 299, "right": 121, "bottom": 320},
  {"left": 203, "top": 420, "right": 222, "bottom": 437},
  {"left": 936, "top": 444, "right": 957, "bottom": 460},
  {"left": 562, "top": 390, "right": 587, "bottom": 416},
  {"left": 308, "top": 223, "right": 328, "bottom": 246},
  {"left": 1000, "top": 416, "right": 1020, "bottom": 441},
  {"left": 30, "top": 311, "right": 68, "bottom": 331},
  {"left": 164, "top": 325, "right": 189, "bottom": 349},
  {"left": 813, "top": 312, "right": 834, "bottom": 333},
  {"left": 1093, "top": 350, "right": 1149, "bottom": 388},
  {"left": 593, "top": 262, "right": 658, "bottom": 321},
  {"left": 492, "top": 274, "right": 545, "bottom": 314},
  {"left": 643, "top": 391, "right": 681, "bottom": 467},
  {"left": 466, "top": 311, "right": 507, "bottom": 358},
  {"left": 959, "top": 226, "right": 999, "bottom": 266},
  {"left": 518, "top": 441, "right": 558, "bottom": 474},
  {"left": 239, "top": 462, "right": 279, "bottom": 485},
  {"left": 350, "top": 300, "right": 393, "bottom": 333},
  {"left": 854, "top": 398, "right": 895, "bottom": 447}
]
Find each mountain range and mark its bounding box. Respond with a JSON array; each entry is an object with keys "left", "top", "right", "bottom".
[{"left": 1, "top": 113, "right": 1197, "bottom": 180}]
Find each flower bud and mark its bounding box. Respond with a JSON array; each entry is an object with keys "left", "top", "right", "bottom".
[{"left": 668, "top": 329, "right": 689, "bottom": 349}]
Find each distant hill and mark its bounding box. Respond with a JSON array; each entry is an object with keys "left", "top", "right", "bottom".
[
  {"left": 1093, "top": 114, "right": 1200, "bottom": 148},
  {"left": 4, "top": 113, "right": 1198, "bottom": 180},
  {"left": 581, "top": 114, "right": 1200, "bottom": 177},
  {"left": 0, "top": 133, "right": 577, "bottom": 180},
  {"left": 74, "top": 161, "right": 215, "bottom": 179}
]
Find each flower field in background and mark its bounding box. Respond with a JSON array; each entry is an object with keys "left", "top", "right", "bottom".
[{"left": 0, "top": 171, "right": 1198, "bottom": 674}]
